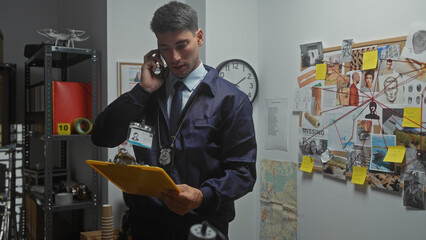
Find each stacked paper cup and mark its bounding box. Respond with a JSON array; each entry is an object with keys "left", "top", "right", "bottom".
[{"left": 101, "top": 204, "right": 114, "bottom": 240}]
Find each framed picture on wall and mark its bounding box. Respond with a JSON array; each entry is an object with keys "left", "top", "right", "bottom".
[{"left": 118, "top": 62, "right": 143, "bottom": 95}]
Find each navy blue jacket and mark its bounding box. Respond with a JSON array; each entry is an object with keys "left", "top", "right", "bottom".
[{"left": 91, "top": 65, "right": 257, "bottom": 237}]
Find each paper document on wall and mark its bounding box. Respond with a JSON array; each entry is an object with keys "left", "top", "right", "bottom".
[{"left": 265, "top": 98, "right": 288, "bottom": 151}]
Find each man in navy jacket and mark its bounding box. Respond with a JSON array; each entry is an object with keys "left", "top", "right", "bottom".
[{"left": 91, "top": 2, "right": 256, "bottom": 239}]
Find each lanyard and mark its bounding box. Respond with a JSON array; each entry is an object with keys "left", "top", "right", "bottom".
[{"left": 157, "top": 88, "right": 202, "bottom": 167}]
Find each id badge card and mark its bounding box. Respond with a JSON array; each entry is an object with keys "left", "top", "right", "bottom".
[{"left": 127, "top": 122, "right": 154, "bottom": 149}]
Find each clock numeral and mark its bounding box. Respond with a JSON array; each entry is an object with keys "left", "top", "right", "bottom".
[
  {"left": 232, "top": 63, "right": 239, "bottom": 69},
  {"left": 249, "top": 83, "right": 253, "bottom": 89},
  {"left": 225, "top": 65, "right": 230, "bottom": 71},
  {"left": 247, "top": 73, "right": 252, "bottom": 79},
  {"left": 248, "top": 92, "right": 252, "bottom": 98},
  {"left": 219, "top": 72, "right": 225, "bottom": 78}
]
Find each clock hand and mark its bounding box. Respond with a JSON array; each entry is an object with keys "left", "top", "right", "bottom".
[{"left": 235, "top": 77, "right": 246, "bottom": 87}]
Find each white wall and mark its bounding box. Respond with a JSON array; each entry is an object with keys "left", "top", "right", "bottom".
[
  {"left": 258, "top": 0, "right": 426, "bottom": 239},
  {"left": 106, "top": 0, "right": 172, "bottom": 228},
  {"left": 205, "top": 1, "right": 259, "bottom": 239}
]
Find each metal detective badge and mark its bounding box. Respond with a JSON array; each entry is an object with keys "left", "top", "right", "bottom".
[{"left": 159, "top": 147, "right": 173, "bottom": 166}]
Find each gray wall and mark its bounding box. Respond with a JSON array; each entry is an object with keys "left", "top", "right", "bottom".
[
  {"left": 0, "top": 0, "right": 59, "bottom": 123},
  {"left": 0, "top": 0, "right": 108, "bottom": 231}
]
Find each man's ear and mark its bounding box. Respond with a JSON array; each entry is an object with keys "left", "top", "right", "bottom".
[{"left": 196, "top": 29, "right": 204, "bottom": 46}]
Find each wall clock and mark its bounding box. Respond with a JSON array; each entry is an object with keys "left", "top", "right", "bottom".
[{"left": 216, "top": 59, "right": 258, "bottom": 103}]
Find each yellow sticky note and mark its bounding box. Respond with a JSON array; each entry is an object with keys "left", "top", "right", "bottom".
[
  {"left": 57, "top": 123, "right": 71, "bottom": 135},
  {"left": 300, "top": 156, "right": 314, "bottom": 173},
  {"left": 383, "top": 145, "right": 406, "bottom": 163},
  {"left": 402, "top": 107, "right": 421, "bottom": 128},
  {"left": 362, "top": 50, "right": 378, "bottom": 70},
  {"left": 351, "top": 166, "right": 368, "bottom": 185},
  {"left": 315, "top": 63, "right": 327, "bottom": 80}
]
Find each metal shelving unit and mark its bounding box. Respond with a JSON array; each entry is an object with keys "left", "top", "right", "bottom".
[
  {"left": 0, "top": 144, "right": 20, "bottom": 240},
  {"left": 24, "top": 45, "right": 100, "bottom": 240}
]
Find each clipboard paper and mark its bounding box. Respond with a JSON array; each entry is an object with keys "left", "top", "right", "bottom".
[{"left": 86, "top": 160, "right": 180, "bottom": 196}]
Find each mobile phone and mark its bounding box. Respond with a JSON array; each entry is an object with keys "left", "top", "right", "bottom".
[{"left": 154, "top": 52, "right": 168, "bottom": 79}]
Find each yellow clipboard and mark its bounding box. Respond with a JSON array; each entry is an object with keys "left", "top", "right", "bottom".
[{"left": 86, "top": 160, "right": 180, "bottom": 196}]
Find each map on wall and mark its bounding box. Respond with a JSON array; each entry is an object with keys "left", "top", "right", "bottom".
[{"left": 260, "top": 159, "right": 297, "bottom": 240}]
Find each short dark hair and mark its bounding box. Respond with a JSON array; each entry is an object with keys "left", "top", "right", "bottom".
[
  {"left": 365, "top": 71, "right": 374, "bottom": 79},
  {"left": 150, "top": 1, "right": 198, "bottom": 34},
  {"left": 387, "top": 59, "right": 392, "bottom": 63}
]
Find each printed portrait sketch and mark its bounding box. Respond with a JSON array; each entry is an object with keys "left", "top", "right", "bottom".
[
  {"left": 341, "top": 39, "right": 353, "bottom": 63},
  {"left": 377, "top": 73, "right": 403, "bottom": 105}
]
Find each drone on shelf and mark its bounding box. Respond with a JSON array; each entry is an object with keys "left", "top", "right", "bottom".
[{"left": 37, "top": 28, "right": 89, "bottom": 48}]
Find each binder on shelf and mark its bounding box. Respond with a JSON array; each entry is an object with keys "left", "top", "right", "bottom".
[
  {"left": 86, "top": 160, "right": 180, "bottom": 196},
  {"left": 52, "top": 81, "right": 91, "bottom": 134}
]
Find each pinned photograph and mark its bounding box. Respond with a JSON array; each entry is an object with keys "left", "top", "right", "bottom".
[
  {"left": 298, "top": 129, "right": 328, "bottom": 167},
  {"left": 377, "top": 44, "right": 400, "bottom": 60},
  {"left": 401, "top": 148, "right": 426, "bottom": 184},
  {"left": 322, "top": 150, "right": 347, "bottom": 180},
  {"left": 401, "top": 22, "right": 426, "bottom": 63},
  {"left": 360, "top": 70, "right": 378, "bottom": 93},
  {"left": 336, "top": 73, "right": 350, "bottom": 106},
  {"left": 355, "top": 120, "right": 372, "bottom": 146},
  {"left": 348, "top": 46, "right": 377, "bottom": 71},
  {"left": 324, "top": 51, "right": 342, "bottom": 86},
  {"left": 369, "top": 135, "right": 396, "bottom": 173},
  {"left": 300, "top": 41, "right": 324, "bottom": 68},
  {"left": 354, "top": 145, "right": 372, "bottom": 169},
  {"left": 346, "top": 149, "right": 362, "bottom": 172},
  {"left": 403, "top": 170, "right": 425, "bottom": 210},
  {"left": 381, "top": 108, "right": 403, "bottom": 135},
  {"left": 348, "top": 71, "right": 362, "bottom": 106},
  {"left": 379, "top": 59, "right": 395, "bottom": 76},
  {"left": 367, "top": 172, "right": 400, "bottom": 191}
]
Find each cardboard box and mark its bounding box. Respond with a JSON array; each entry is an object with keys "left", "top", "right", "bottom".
[
  {"left": 25, "top": 193, "right": 44, "bottom": 240},
  {"left": 25, "top": 193, "right": 84, "bottom": 240}
]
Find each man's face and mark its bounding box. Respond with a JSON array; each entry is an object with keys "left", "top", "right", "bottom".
[
  {"left": 385, "top": 81, "right": 398, "bottom": 102},
  {"left": 386, "top": 61, "right": 392, "bottom": 70},
  {"left": 353, "top": 72, "right": 360, "bottom": 84},
  {"left": 157, "top": 29, "right": 204, "bottom": 79},
  {"left": 365, "top": 74, "right": 374, "bottom": 88}
]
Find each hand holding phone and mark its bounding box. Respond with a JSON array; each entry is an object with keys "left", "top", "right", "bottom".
[{"left": 141, "top": 49, "right": 168, "bottom": 93}]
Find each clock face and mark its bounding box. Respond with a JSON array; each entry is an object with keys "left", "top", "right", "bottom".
[{"left": 217, "top": 59, "right": 258, "bottom": 102}]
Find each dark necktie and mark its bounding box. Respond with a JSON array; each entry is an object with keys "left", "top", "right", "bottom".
[{"left": 170, "top": 81, "right": 184, "bottom": 136}]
